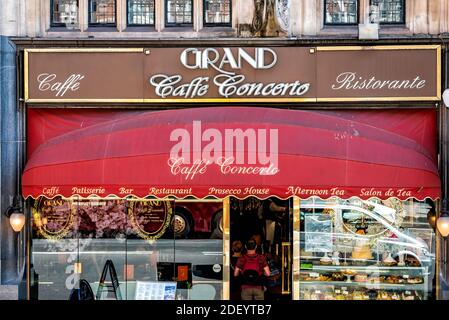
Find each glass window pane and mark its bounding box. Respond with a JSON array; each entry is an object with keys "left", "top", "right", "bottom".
[
  {"left": 128, "top": 0, "right": 155, "bottom": 25},
  {"left": 370, "top": 0, "right": 405, "bottom": 24},
  {"left": 204, "top": 0, "right": 231, "bottom": 25},
  {"left": 89, "top": 0, "right": 116, "bottom": 25},
  {"left": 325, "top": 0, "right": 358, "bottom": 25},
  {"left": 51, "top": 0, "right": 79, "bottom": 26},
  {"left": 166, "top": 0, "right": 193, "bottom": 26}
]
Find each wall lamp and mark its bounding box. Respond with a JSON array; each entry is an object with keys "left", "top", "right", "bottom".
[
  {"left": 437, "top": 199, "right": 449, "bottom": 238},
  {"left": 4, "top": 195, "right": 25, "bottom": 232}
]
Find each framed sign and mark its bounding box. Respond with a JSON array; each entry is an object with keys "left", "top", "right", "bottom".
[{"left": 128, "top": 200, "right": 173, "bottom": 240}]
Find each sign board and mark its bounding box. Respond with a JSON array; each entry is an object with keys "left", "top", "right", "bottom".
[{"left": 24, "top": 45, "right": 441, "bottom": 103}]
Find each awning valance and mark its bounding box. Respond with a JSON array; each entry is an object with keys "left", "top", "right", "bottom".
[{"left": 22, "top": 107, "right": 440, "bottom": 200}]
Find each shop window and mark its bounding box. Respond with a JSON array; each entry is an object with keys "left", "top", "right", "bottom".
[
  {"left": 324, "top": 0, "right": 359, "bottom": 25},
  {"left": 30, "top": 197, "right": 224, "bottom": 300},
  {"left": 89, "top": 0, "right": 117, "bottom": 26},
  {"left": 165, "top": 0, "right": 193, "bottom": 27},
  {"left": 369, "top": 0, "right": 405, "bottom": 24},
  {"left": 203, "top": 0, "right": 231, "bottom": 27},
  {"left": 127, "top": 0, "right": 155, "bottom": 26},
  {"left": 50, "top": 0, "right": 79, "bottom": 27}
]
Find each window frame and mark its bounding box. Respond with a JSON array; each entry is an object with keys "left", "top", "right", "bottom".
[
  {"left": 164, "top": 0, "right": 194, "bottom": 27},
  {"left": 88, "top": 0, "right": 118, "bottom": 27},
  {"left": 369, "top": 0, "right": 405, "bottom": 25},
  {"left": 126, "top": 0, "right": 156, "bottom": 27},
  {"left": 203, "top": 0, "right": 232, "bottom": 28},
  {"left": 50, "top": 0, "right": 79, "bottom": 28},
  {"left": 323, "top": 0, "right": 360, "bottom": 26}
]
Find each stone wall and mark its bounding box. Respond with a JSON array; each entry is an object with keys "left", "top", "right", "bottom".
[{"left": 1, "top": 0, "right": 448, "bottom": 39}]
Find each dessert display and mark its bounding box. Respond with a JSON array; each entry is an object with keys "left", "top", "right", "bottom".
[{"left": 300, "top": 287, "right": 422, "bottom": 300}]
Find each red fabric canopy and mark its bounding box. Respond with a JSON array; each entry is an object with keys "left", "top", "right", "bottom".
[{"left": 22, "top": 107, "right": 440, "bottom": 200}]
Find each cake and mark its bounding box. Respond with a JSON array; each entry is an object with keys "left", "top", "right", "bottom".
[
  {"left": 351, "top": 244, "right": 373, "bottom": 261},
  {"left": 355, "top": 274, "right": 368, "bottom": 283}
]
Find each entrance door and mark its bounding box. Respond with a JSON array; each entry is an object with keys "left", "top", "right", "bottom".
[{"left": 229, "top": 196, "right": 292, "bottom": 300}]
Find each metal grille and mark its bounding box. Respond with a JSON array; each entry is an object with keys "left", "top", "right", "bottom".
[
  {"left": 204, "top": 0, "right": 231, "bottom": 25},
  {"left": 370, "top": 0, "right": 404, "bottom": 24},
  {"left": 89, "top": 0, "right": 116, "bottom": 25},
  {"left": 128, "top": 0, "right": 155, "bottom": 25},
  {"left": 166, "top": 0, "right": 193, "bottom": 26},
  {"left": 324, "top": 0, "right": 358, "bottom": 25},
  {"left": 51, "top": 0, "right": 79, "bottom": 26}
]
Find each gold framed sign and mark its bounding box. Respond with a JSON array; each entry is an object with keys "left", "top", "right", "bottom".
[
  {"left": 32, "top": 197, "right": 76, "bottom": 240},
  {"left": 24, "top": 45, "right": 441, "bottom": 104},
  {"left": 128, "top": 200, "right": 173, "bottom": 240}
]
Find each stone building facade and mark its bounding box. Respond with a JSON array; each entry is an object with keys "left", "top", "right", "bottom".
[{"left": 1, "top": 0, "right": 449, "bottom": 300}]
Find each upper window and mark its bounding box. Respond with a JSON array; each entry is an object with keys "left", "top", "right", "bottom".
[
  {"left": 51, "top": 0, "right": 79, "bottom": 27},
  {"left": 89, "top": 0, "right": 116, "bottom": 26},
  {"left": 324, "top": 0, "right": 359, "bottom": 25},
  {"left": 203, "top": 0, "right": 231, "bottom": 26},
  {"left": 370, "top": 0, "right": 405, "bottom": 24},
  {"left": 127, "top": 0, "right": 155, "bottom": 26},
  {"left": 165, "top": 0, "right": 193, "bottom": 27}
]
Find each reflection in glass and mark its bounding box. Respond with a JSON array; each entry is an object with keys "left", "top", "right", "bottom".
[
  {"left": 31, "top": 198, "right": 224, "bottom": 300},
  {"left": 89, "top": 0, "right": 116, "bottom": 25},
  {"left": 166, "top": 0, "right": 193, "bottom": 26},
  {"left": 370, "top": 0, "right": 404, "bottom": 24},
  {"left": 204, "top": 0, "right": 231, "bottom": 25},
  {"left": 127, "top": 0, "right": 155, "bottom": 25},
  {"left": 51, "top": 0, "right": 79, "bottom": 26}
]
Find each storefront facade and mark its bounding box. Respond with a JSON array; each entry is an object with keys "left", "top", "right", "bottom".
[{"left": 6, "top": 39, "right": 448, "bottom": 300}]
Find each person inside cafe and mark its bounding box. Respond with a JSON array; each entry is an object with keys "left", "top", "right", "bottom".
[{"left": 233, "top": 238, "right": 271, "bottom": 300}]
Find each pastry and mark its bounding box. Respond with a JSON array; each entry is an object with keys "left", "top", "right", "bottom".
[
  {"left": 407, "top": 277, "right": 423, "bottom": 284},
  {"left": 318, "top": 275, "right": 331, "bottom": 281},
  {"left": 332, "top": 273, "right": 345, "bottom": 281},
  {"left": 382, "top": 253, "right": 397, "bottom": 266},
  {"left": 355, "top": 274, "right": 368, "bottom": 283}
]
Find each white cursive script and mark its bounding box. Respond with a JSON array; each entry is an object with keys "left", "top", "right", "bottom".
[{"left": 37, "top": 73, "right": 85, "bottom": 97}]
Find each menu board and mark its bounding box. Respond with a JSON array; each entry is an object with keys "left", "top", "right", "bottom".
[
  {"left": 135, "top": 281, "right": 177, "bottom": 300},
  {"left": 304, "top": 214, "right": 333, "bottom": 252}
]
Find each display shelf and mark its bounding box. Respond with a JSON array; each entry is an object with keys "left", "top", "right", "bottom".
[
  {"left": 298, "top": 280, "right": 424, "bottom": 290},
  {"left": 300, "top": 264, "right": 428, "bottom": 275}
]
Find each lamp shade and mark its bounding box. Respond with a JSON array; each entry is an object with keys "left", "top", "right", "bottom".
[
  {"left": 9, "top": 212, "right": 25, "bottom": 232},
  {"left": 436, "top": 214, "right": 449, "bottom": 238}
]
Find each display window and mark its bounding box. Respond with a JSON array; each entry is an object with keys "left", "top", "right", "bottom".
[
  {"left": 31, "top": 197, "right": 224, "bottom": 300},
  {"left": 297, "top": 197, "right": 436, "bottom": 300}
]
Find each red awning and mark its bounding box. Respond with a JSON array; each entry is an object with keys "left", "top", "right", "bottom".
[{"left": 22, "top": 107, "right": 440, "bottom": 200}]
